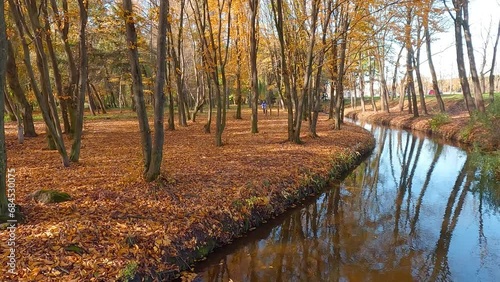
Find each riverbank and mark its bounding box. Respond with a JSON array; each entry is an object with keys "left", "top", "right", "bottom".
[
  {"left": 0, "top": 109, "right": 374, "bottom": 281},
  {"left": 345, "top": 95, "right": 499, "bottom": 152}
]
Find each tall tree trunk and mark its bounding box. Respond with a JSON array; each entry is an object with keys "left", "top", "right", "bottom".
[
  {"left": 369, "top": 56, "right": 377, "bottom": 112},
  {"left": 329, "top": 43, "right": 338, "bottom": 119},
  {"left": 391, "top": 45, "right": 404, "bottom": 100},
  {"left": 293, "top": 0, "right": 319, "bottom": 143},
  {"left": 0, "top": 0, "right": 8, "bottom": 218},
  {"left": 334, "top": 15, "right": 349, "bottom": 129},
  {"left": 90, "top": 84, "right": 107, "bottom": 114},
  {"left": 414, "top": 30, "right": 428, "bottom": 115},
  {"left": 235, "top": 16, "right": 243, "bottom": 119},
  {"left": 25, "top": 0, "right": 65, "bottom": 148},
  {"left": 42, "top": 2, "right": 70, "bottom": 133},
  {"left": 358, "top": 54, "right": 366, "bottom": 112},
  {"left": 168, "top": 0, "right": 187, "bottom": 127},
  {"left": 145, "top": 0, "right": 168, "bottom": 181},
  {"left": 271, "top": 0, "right": 294, "bottom": 140},
  {"left": 451, "top": 1, "right": 476, "bottom": 114},
  {"left": 70, "top": 0, "right": 88, "bottom": 162},
  {"left": 50, "top": 0, "right": 78, "bottom": 134},
  {"left": 490, "top": 20, "right": 500, "bottom": 103},
  {"left": 123, "top": 0, "right": 152, "bottom": 173},
  {"left": 462, "top": 0, "right": 485, "bottom": 112},
  {"left": 10, "top": 0, "right": 69, "bottom": 166},
  {"left": 250, "top": 0, "right": 259, "bottom": 134},
  {"left": 6, "top": 40, "right": 36, "bottom": 137},
  {"left": 4, "top": 90, "right": 17, "bottom": 122},
  {"left": 424, "top": 12, "right": 445, "bottom": 112},
  {"left": 405, "top": 7, "right": 419, "bottom": 117}
]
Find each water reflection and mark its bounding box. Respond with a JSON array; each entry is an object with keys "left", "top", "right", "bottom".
[{"left": 195, "top": 123, "right": 500, "bottom": 281}]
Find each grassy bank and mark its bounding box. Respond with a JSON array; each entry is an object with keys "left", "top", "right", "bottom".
[
  {"left": 345, "top": 94, "right": 499, "bottom": 152},
  {"left": 0, "top": 109, "right": 374, "bottom": 281}
]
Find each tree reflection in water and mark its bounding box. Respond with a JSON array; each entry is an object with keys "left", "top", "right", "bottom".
[{"left": 195, "top": 124, "right": 500, "bottom": 282}]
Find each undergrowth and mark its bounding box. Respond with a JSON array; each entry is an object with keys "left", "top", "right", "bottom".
[{"left": 430, "top": 113, "right": 450, "bottom": 131}]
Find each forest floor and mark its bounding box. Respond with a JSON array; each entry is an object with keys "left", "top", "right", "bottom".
[
  {"left": 0, "top": 108, "right": 374, "bottom": 281},
  {"left": 344, "top": 94, "right": 500, "bottom": 152}
]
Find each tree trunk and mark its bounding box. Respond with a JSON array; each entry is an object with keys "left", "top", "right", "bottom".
[
  {"left": 414, "top": 34, "right": 428, "bottom": 115},
  {"left": 123, "top": 0, "right": 152, "bottom": 172},
  {"left": 462, "top": 0, "right": 485, "bottom": 112},
  {"left": 329, "top": 43, "right": 338, "bottom": 119},
  {"left": 358, "top": 54, "right": 366, "bottom": 112},
  {"left": 250, "top": 0, "right": 259, "bottom": 134},
  {"left": 6, "top": 41, "right": 36, "bottom": 136},
  {"left": 451, "top": 1, "right": 476, "bottom": 114},
  {"left": 90, "top": 83, "right": 107, "bottom": 114},
  {"left": 405, "top": 7, "right": 418, "bottom": 118},
  {"left": 235, "top": 17, "right": 243, "bottom": 119},
  {"left": 50, "top": 0, "right": 78, "bottom": 134},
  {"left": 70, "top": 0, "right": 88, "bottom": 163},
  {"left": 369, "top": 56, "right": 377, "bottom": 112},
  {"left": 0, "top": 0, "right": 8, "bottom": 218},
  {"left": 25, "top": 0, "right": 65, "bottom": 149},
  {"left": 391, "top": 45, "right": 404, "bottom": 100},
  {"left": 271, "top": 0, "right": 294, "bottom": 140},
  {"left": 42, "top": 2, "right": 70, "bottom": 133},
  {"left": 424, "top": 14, "right": 445, "bottom": 112},
  {"left": 9, "top": 0, "right": 69, "bottom": 166},
  {"left": 145, "top": 0, "right": 168, "bottom": 181},
  {"left": 489, "top": 20, "right": 500, "bottom": 103},
  {"left": 334, "top": 16, "right": 349, "bottom": 130},
  {"left": 293, "top": 0, "right": 319, "bottom": 143}
]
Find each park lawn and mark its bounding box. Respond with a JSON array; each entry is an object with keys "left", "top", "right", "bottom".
[{"left": 0, "top": 108, "right": 374, "bottom": 281}]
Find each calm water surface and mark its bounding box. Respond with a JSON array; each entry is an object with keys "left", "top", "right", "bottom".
[{"left": 195, "top": 122, "right": 500, "bottom": 281}]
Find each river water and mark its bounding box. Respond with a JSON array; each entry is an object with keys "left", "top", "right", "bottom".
[{"left": 194, "top": 122, "right": 500, "bottom": 281}]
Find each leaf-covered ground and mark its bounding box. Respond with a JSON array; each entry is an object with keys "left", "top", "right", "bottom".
[{"left": 0, "top": 109, "right": 374, "bottom": 281}]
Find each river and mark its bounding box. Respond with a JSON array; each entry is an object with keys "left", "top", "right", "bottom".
[{"left": 194, "top": 122, "right": 500, "bottom": 281}]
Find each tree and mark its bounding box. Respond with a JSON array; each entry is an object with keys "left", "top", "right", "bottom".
[
  {"left": 460, "top": 0, "right": 485, "bottom": 112},
  {"left": 249, "top": 0, "right": 259, "bottom": 134},
  {"left": 423, "top": 0, "right": 445, "bottom": 112},
  {"left": 190, "top": 0, "right": 232, "bottom": 146},
  {"left": 6, "top": 39, "right": 37, "bottom": 137},
  {"left": 146, "top": 0, "right": 169, "bottom": 181},
  {"left": 445, "top": 0, "right": 476, "bottom": 115},
  {"left": 70, "top": 0, "right": 89, "bottom": 162},
  {"left": 9, "top": 0, "right": 70, "bottom": 166},
  {"left": 123, "top": 0, "right": 169, "bottom": 181},
  {"left": 167, "top": 0, "right": 188, "bottom": 127},
  {"left": 0, "top": 0, "right": 9, "bottom": 219},
  {"left": 490, "top": 20, "right": 500, "bottom": 103},
  {"left": 50, "top": 0, "right": 78, "bottom": 133},
  {"left": 404, "top": 6, "right": 419, "bottom": 118}
]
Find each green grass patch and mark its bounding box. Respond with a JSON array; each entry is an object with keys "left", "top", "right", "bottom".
[{"left": 429, "top": 113, "right": 450, "bottom": 131}]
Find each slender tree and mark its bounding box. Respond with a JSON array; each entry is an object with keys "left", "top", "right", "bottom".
[
  {"left": 249, "top": 0, "right": 259, "bottom": 134},
  {"left": 9, "top": 0, "right": 70, "bottom": 166},
  {"left": 490, "top": 20, "right": 500, "bottom": 103},
  {"left": 446, "top": 0, "right": 476, "bottom": 114},
  {"left": 123, "top": 0, "right": 169, "bottom": 180},
  {"left": 146, "top": 0, "right": 169, "bottom": 181},
  {"left": 123, "top": 0, "right": 153, "bottom": 173},
  {"left": 0, "top": 0, "right": 8, "bottom": 219},
  {"left": 70, "top": 0, "right": 89, "bottom": 162},
  {"left": 424, "top": 0, "right": 445, "bottom": 112},
  {"left": 461, "top": 0, "right": 485, "bottom": 112},
  {"left": 6, "top": 40, "right": 37, "bottom": 136}
]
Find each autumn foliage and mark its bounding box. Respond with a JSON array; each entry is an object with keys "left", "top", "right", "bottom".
[{"left": 0, "top": 110, "right": 374, "bottom": 281}]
